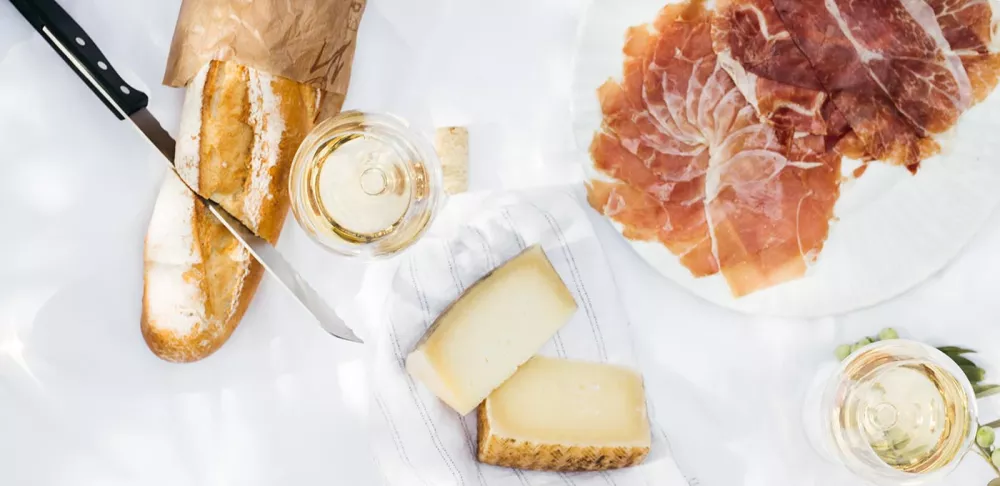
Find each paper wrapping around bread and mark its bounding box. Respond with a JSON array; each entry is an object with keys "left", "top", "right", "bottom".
[
  {"left": 163, "top": 0, "right": 365, "bottom": 118},
  {"left": 142, "top": 60, "right": 318, "bottom": 362}
]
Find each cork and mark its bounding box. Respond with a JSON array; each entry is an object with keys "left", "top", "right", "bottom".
[{"left": 434, "top": 127, "right": 469, "bottom": 195}]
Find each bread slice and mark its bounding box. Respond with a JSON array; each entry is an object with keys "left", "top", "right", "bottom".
[
  {"left": 141, "top": 172, "right": 265, "bottom": 362},
  {"left": 142, "top": 60, "right": 319, "bottom": 362}
]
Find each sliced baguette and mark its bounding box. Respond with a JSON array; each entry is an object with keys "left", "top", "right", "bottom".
[
  {"left": 142, "top": 60, "right": 319, "bottom": 362},
  {"left": 141, "top": 172, "right": 264, "bottom": 362}
]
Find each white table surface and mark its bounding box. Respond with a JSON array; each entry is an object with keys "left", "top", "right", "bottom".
[{"left": 3, "top": 0, "right": 1000, "bottom": 485}]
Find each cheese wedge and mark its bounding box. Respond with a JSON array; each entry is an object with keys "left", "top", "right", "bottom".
[
  {"left": 477, "top": 356, "right": 651, "bottom": 471},
  {"left": 406, "top": 245, "right": 577, "bottom": 415}
]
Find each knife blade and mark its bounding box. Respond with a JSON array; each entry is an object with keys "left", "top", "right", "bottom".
[{"left": 10, "top": 0, "right": 363, "bottom": 344}]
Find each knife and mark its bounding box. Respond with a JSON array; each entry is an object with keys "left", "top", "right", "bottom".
[{"left": 9, "top": 0, "right": 363, "bottom": 344}]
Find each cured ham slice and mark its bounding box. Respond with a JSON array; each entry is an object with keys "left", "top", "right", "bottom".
[
  {"left": 707, "top": 131, "right": 840, "bottom": 296},
  {"left": 926, "top": 0, "right": 1000, "bottom": 103},
  {"left": 587, "top": 179, "right": 719, "bottom": 277},
  {"left": 771, "top": 0, "right": 973, "bottom": 166},
  {"left": 592, "top": 10, "right": 719, "bottom": 277},
  {"left": 711, "top": 0, "right": 829, "bottom": 135},
  {"left": 588, "top": 0, "right": 841, "bottom": 297}
]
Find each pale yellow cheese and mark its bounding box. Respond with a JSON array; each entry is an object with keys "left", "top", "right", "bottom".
[
  {"left": 406, "top": 245, "right": 577, "bottom": 415},
  {"left": 477, "top": 356, "right": 651, "bottom": 471}
]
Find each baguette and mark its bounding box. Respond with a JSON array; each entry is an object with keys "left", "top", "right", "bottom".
[
  {"left": 141, "top": 172, "right": 265, "bottom": 362},
  {"left": 142, "top": 61, "right": 319, "bottom": 362}
]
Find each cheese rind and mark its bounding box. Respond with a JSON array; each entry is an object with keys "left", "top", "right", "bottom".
[
  {"left": 477, "top": 356, "right": 651, "bottom": 471},
  {"left": 406, "top": 245, "right": 577, "bottom": 415}
]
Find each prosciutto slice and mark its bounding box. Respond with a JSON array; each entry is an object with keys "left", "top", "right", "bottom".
[
  {"left": 927, "top": 0, "right": 1000, "bottom": 103},
  {"left": 592, "top": 9, "right": 718, "bottom": 277},
  {"left": 711, "top": 0, "right": 830, "bottom": 135},
  {"left": 588, "top": 0, "right": 841, "bottom": 297},
  {"left": 769, "top": 0, "right": 973, "bottom": 165}
]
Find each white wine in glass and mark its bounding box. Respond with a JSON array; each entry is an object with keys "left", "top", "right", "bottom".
[
  {"left": 814, "top": 339, "right": 977, "bottom": 485},
  {"left": 288, "top": 111, "right": 443, "bottom": 258}
]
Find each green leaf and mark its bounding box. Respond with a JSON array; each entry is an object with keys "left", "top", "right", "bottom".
[
  {"left": 949, "top": 354, "right": 978, "bottom": 368},
  {"left": 962, "top": 364, "right": 987, "bottom": 384},
  {"left": 976, "top": 384, "right": 1000, "bottom": 399},
  {"left": 938, "top": 346, "right": 977, "bottom": 356}
]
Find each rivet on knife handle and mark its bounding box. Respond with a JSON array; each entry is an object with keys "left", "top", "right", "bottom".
[{"left": 8, "top": 0, "right": 149, "bottom": 119}]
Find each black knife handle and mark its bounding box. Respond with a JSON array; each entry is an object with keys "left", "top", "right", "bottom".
[{"left": 8, "top": 0, "right": 148, "bottom": 119}]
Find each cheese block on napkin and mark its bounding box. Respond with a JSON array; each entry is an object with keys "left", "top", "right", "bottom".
[
  {"left": 406, "top": 245, "right": 578, "bottom": 414},
  {"left": 370, "top": 190, "right": 681, "bottom": 485},
  {"left": 477, "top": 356, "right": 651, "bottom": 471},
  {"left": 141, "top": 60, "right": 318, "bottom": 362}
]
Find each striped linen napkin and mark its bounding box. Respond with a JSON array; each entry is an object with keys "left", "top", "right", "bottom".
[{"left": 367, "top": 187, "right": 688, "bottom": 486}]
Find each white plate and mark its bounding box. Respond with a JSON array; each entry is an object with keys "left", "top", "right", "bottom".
[{"left": 571, "top": 0, "right": 1000, "bottom": 317}]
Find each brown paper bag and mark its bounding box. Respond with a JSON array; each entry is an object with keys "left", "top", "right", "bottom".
[{"left": 163, "top": 0, "right": 366, "bottom": 117}]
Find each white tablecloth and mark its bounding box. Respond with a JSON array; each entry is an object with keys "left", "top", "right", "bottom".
[{"left": 2, "top": 0, "right": 1000, "bottom": 485}]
